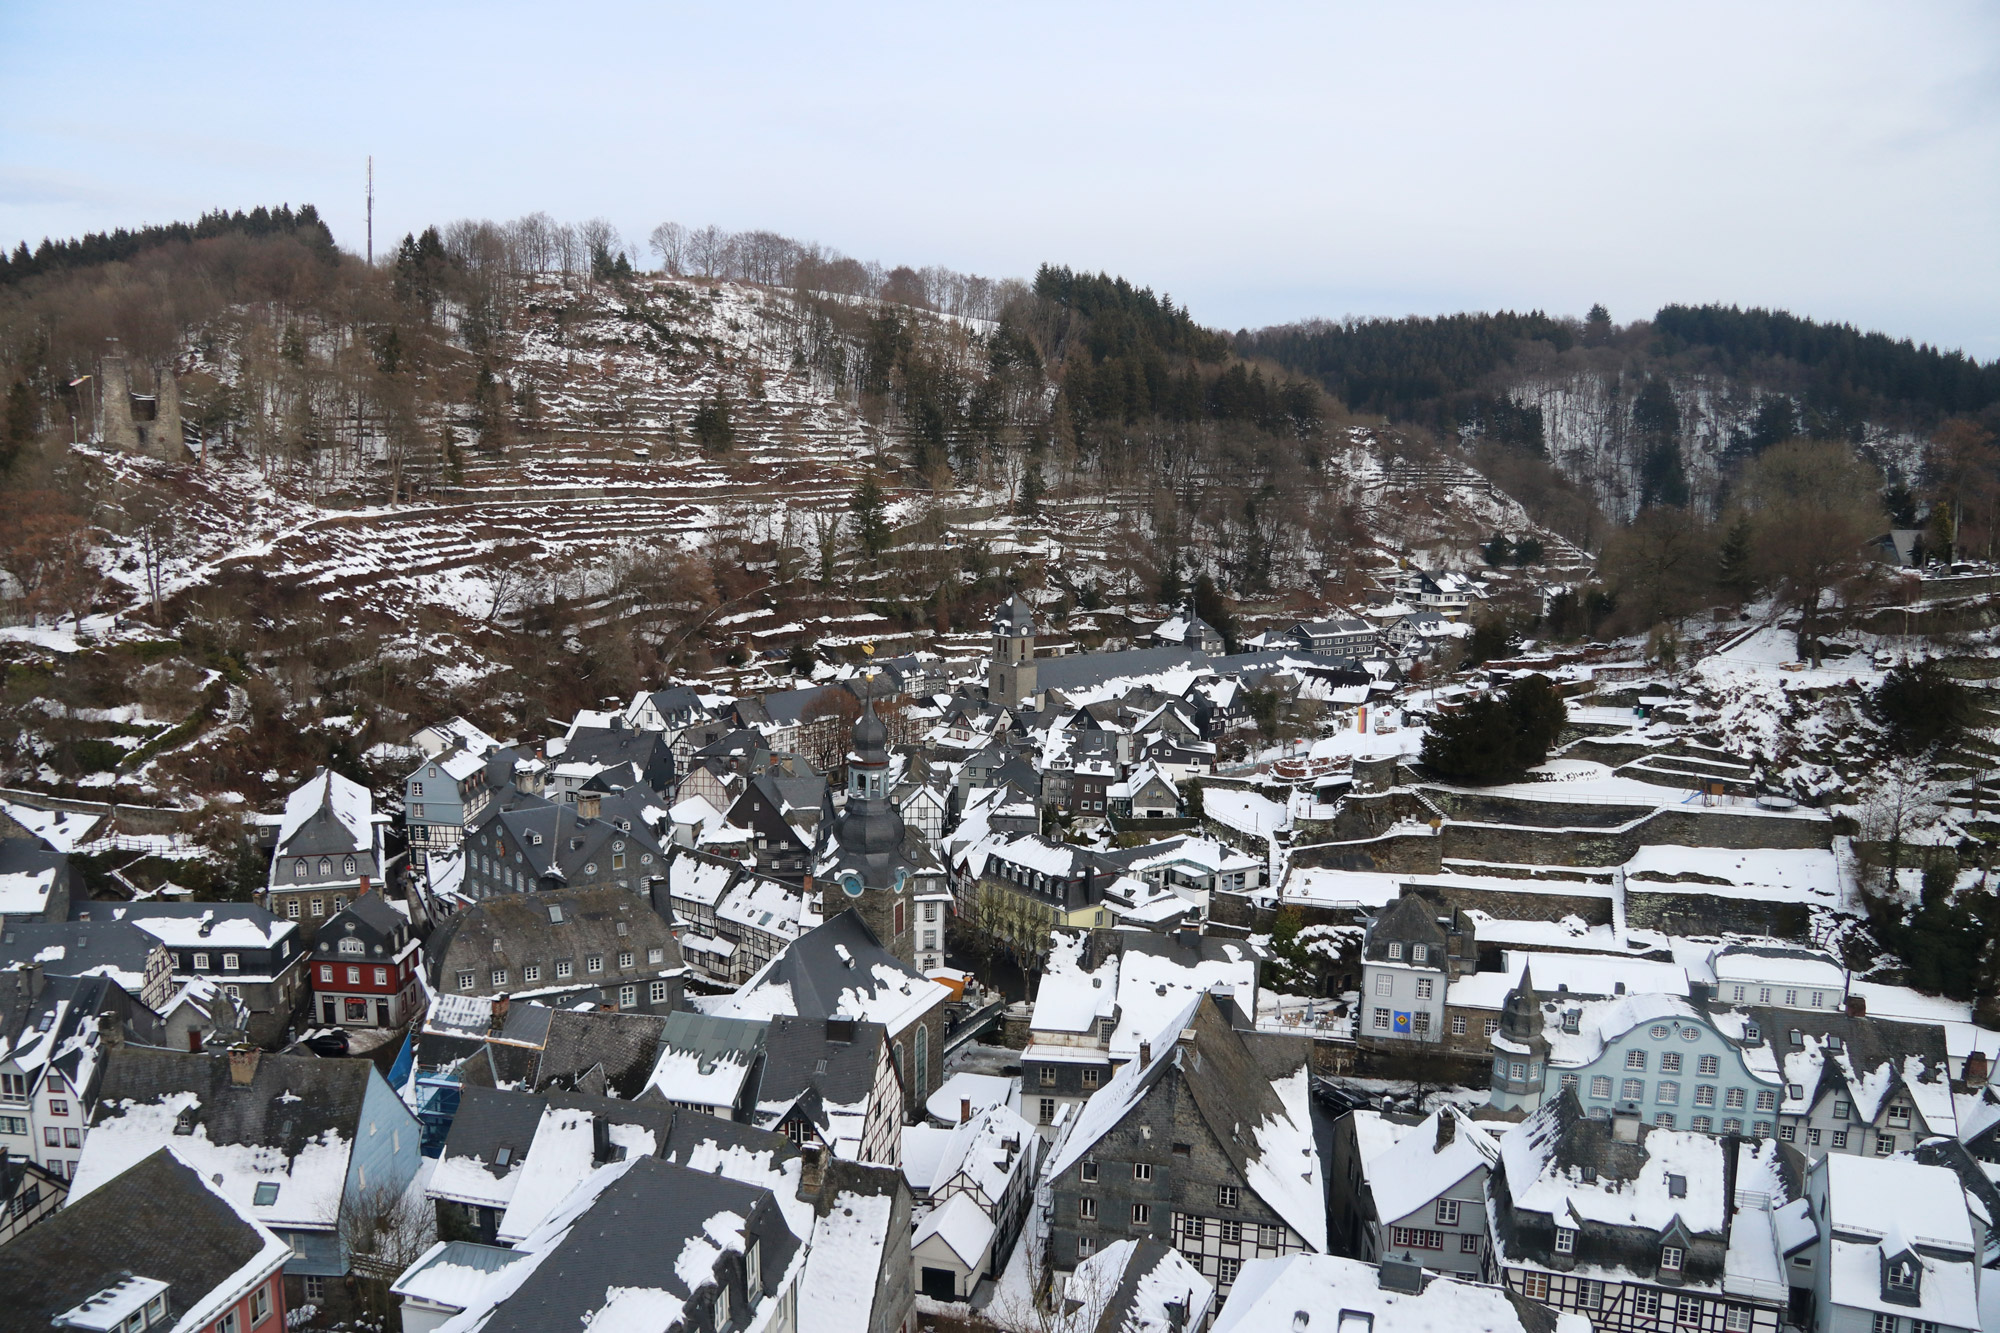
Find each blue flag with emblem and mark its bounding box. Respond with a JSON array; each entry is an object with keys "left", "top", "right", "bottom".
[{"left": 1393, "top": 1011, "right": 1411, "bottom": 1035}]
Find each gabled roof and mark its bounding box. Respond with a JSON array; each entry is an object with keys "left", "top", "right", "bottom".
[
  {"left": 274, "top": 767, "right": 374, "bottom": 858},
  {"left": 0, "top": 918, "right": 160, "bottom": 992},
  {"left": 0, "top": 1148, "right": 287, "bottom": 1333},
  {"left": 1069, "top": 1238, "right": 1215, "bottom": 1333},
  {"left": 1364, "top": 1107, "right": 1499, "bottom": 1226},
  {"left": 717, "top": 910, "right": 949, "bottom": 1037}
]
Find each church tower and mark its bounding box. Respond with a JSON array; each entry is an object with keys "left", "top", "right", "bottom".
[
  {"left": 1487, "top": 961, "right": 1552, "bottom": 1116},
  {"left": 820, "top": 686, "right": 917, "bottom": 967},
  {"left": 987, "top": 595, "right": 1038, "bottom": 706}
]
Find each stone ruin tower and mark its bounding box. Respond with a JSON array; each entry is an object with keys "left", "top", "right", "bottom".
[{"left": 98, "top": 340, "right": 182, "bottom": 461}]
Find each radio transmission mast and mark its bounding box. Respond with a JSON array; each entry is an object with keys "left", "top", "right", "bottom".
[{"left": 366, "top": 156, "right": 374, "bottom": 266}]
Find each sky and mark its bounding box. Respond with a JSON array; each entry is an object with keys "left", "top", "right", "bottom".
[{"left": 3, "top": 2, "right": 1997, "bottom": 356}]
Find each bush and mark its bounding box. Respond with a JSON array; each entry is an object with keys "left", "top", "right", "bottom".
[
  {"left": 1421, "top": 674, "right": 1566, "bottom": 784},
  {"left": 1872, "top": 660, "right": 1975, "bottom": 755}
]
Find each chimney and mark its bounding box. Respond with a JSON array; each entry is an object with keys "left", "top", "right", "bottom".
[
  {"left": 1845, "top": 994, "right": 1867, "bottom": 1018},
  {"left": 227, "top": 1044, "right": 261, "bottom": 1087},
  {"left": 577, "top": 791, "right": 602, "bottom": 821},
  {"left": 1965, "top": 1050, "right": 1991, "bottom": 1086},
  {"left": 1720, "top": 1134, "right": 1741, "bottom": 1242},
  {"left": 960, "top": 1098, "right": 972, "bottom": 1125},
  {"left": 98, "top": 1011, "right": 124, "bottom": 1051},
  {"left": 1139, "top": 1040, "right": 1152, "bottom": 1066},
  {"left": 358, "top": 875, "right": 371, "bottom": 897},
  {"left": 592, "top": 1116, "right": 613, "bottom": 1165},
  {"left": 1434, "top": 1110, "right": 1456, "bottom": 1152},
  {"left": 489, "top": 994, "right": 511, "bottom": 1033},
  {"left": 799, "top": 1143, "right": 826, "bottom": 1200},
  {"left": 1612, "top": 1108, "right": 1641, "bottom": 1142},
  {"left": 1177, "top": 1027, "right": 1197, "bottom": 1053}
]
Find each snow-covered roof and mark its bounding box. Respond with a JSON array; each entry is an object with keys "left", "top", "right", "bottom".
[
  {"left": 1062, "top": 1239, "right": 1214, "bottom": 1333},
  {"left": 925, "top": 1072, "right": 1016, "bottom": 1126},
  {"left": 391, "top": 1240, "right": 530, "bottom": 1312},
  {"left": 1449, "top": 950, "right": 1689, "bottom": 1011},
  {"left": 274, "top": 768, "right": 374, "bottom": 855},
  {"left": 497, "top": 1104, "right": 663, "bottom": 1243},
  {"left": 913, "top": 1190, "right": 996, "bottom": 1267},
  {"left": 0, "top": 865, "right": 57, "bottom": 915},
  {"left": 1821, "top": 1154, "right": 1980, "bottom": 1329},
  {"left": 800, "top": 1188, "right": 897, "bottom": 1333},
  {"left": 1214, "top": 1254, "right": 1582, "bottom": 1333},
  {"left": 1364, "top": 1108, "right": 1498, "bottom": 1227}
]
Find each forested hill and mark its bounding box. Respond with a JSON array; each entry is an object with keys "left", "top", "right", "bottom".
[{"left": 1238, "top": 304, "right": 2000, "bottom": 521}]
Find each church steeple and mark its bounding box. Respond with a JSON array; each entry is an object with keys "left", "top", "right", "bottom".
[
  {"left": 987, "top": 595, "right": 1038, "bottom": 706},
  {"left": 820, "top": 680, "right": 917, "bottom": 966}
]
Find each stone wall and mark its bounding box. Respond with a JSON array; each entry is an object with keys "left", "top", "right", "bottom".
[
  {"left": 1400, "top": 879, "right": 1614, "bottom": 927},
  {"left": 1438, "top": 807, "right": 1829, "bottom": 867},
  {"left": 1289, "top": 830, "right": 1442, "bottom": 874},
  {"left": 1622, "top": 888, "right": 1812, "bottom": 940}
]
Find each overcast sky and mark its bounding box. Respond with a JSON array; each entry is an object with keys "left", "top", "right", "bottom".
[{"left": 4, "top": 3, "right": 1996, "bottom": 355}]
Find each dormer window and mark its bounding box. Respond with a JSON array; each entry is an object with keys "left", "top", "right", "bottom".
[
  {"left": 293, "top": 859, "right": 307, "bottom": 879},
  {"left": 1387, "top": 943, "right": 1403, "bottom": 960},
  {"left": 1411, "top": 944, "right": 1428, "bottom": 962},
  {"left": 1885, "top": 1257, "right": 1918, "bottom": 1294},
  {"left": 1555, "top": 1226, "right": 1576, "bottom": 1254},
  {"left": 1660, "top": 1245, "right": 1684, "bottom": 1273},
  {"left": 344, "top": 856, "right": 356, "bottom": 875}
]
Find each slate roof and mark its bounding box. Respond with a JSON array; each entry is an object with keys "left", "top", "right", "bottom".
[
  {"left": 475, "top": 1157, "right": 801, "bottom": 1333},
  {"left": 0, "top": 917, "right": 159, "bottom": 984},
  {"left": 730, "top": 910, "right": 944, "bottom": 1034},
  {"left": 559, "top": 724, "right": 676, "bottom": 793},
  {"left": 758, "top": 1014, "right": 886, "bottom": 1112},
  {"left": 86, "top": 1046, "right": 371, "bottom": 1157},
  {"left": 426, "top": 886, "right": 683, "bottom": 995},
  {"left": 0, "top": 971, "right": 154, "bottom": 1093},
  {"left": 436, "top": 1085, "right": 551, "bottom": 1194},
  {"left": 0, "top": 1148, "right": 280, "bottom": 1333}
]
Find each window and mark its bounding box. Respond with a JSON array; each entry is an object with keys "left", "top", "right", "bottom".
[
  {"left": 1590, "top": 1075, "right": 1613, "bottom": 1099},
  {"left": 1832, "top": 1130, "right": 1849, "bottom": 1149},
  {"left": 1390, "top": 1226, "right": 1445, "bottom": 1250},
  {"left": 1134, "top": 1162, "right": 1153, "bottom": 1181},
  {"left": 1887, "top": 1104, "right": 1911, "bottom": 1126},
  {"left": 0, "top": 1116, "right": 24, "bottom": 1135},
  {"left": 745, "top": 1238, "right": 762, "bottom": 1295},
  {"left": 1413, "top": 1012, "right": 1431, "bottom": 1035},
  {"left": 1484, "top": 1018, "right": 1500, "bottom": 1037},
  {"left": 1657, "top": 1082, "right": 1680, "bottom": 1105},
  {"left": 647, "top": 948, "right": 664, "bottom": 964},
  {"left": 586, "top": 955, "right": 603, "bottom": 973},
  {"left": 1080, "top": 1160, "right": 1098, "bottom": 1183},
  {"left": 310, "top": 898, "right": 323, "bottom": 917},
  {"left": 1520, "top": 1273, "right": 1550, "bottom": 1301},
  {"left": 556, "top": 959, "right": 573, "bottom": 979},
  {"left": 319, "top": 964, "right": 333, "bottom": 983},
  {"left": 216, "top": 1311, "right": 239, "bottom": 1333},
  {"left": 619, "top": 984, "right": 636, "bottom": 1008},
  {"left": 1218, "top": 1257, "right": 1240, "bottom": 1285},
  {"left": 1078, "top": 1195, "right": 1097, "bottom": 1220},
  {"left": 1218, "top": 1185, "right": 1239, "bottom": 1208},
  {"left": 1577, "top": 1279, "right": 1601, "bottom": 1309},
  {"left": 1132, "top": 1203, "right": 1151, "bottom": 1225},
  {"left": 254, "top": 1181, "right": 281, "bottom": 1206},
  {"left": 373, "top": 967, "right": 388, "bottom": 985},
  {"left": 1451, "top": 1015, "right": 1467, "bottom": 1036},
  {"left": 1755, "top": 1089, "right": 1776, "bottom": 1111},
  {"left": 1651, "top": 1024, "right": 1670, "bottom": 1040},
  {"left": 286, "top": 899, "right": 300, "bottom": 919},
  {"left": 1040, "top": 1067, "right": 1056, "bottom": 1087},
  {"left": 1555, "top": 1226, "right": 1576, "bottom": 1254},
  {"left": 1375, "top": 974, "right": 1394, "bottom": 997},
  {"left": 1725, "top": 1306, "right": 1753, "bottom": 1332},
  {"left": 1723, "top": 1118, "right": 1743, "bottom": 1134},
  {"left": 1082, "top": 1069, "right": 1100, "bottom": 1088},
  {"left": 1806, "top": 1126, "right": 1822, "bottom": 1146},
  {"left": 345, "top": 966, "right": 361, "bottom": 985},
  {"left": 1753, "top": 1120, "right": 1772, "bottom": 1136},
  {"left": 1661, "top": 1245, "right": 1684, "bottom": 1272},
  {"left": 1411, "top": 943, "right": 1429, "bottom": 962},
  {"left": 490, "top": 968, "right": 507, "bottom": 987},
  {"left": 1661, "top": 1052, "right": 1682, "bottom": 1073},
  {"left": 1627, "top": 1049, "right": 1648, "bottom": 1070},
  {"left": 650, "top": 979, "right": 668, "bottom": 1004},
  {"left": 1633, "top": 1291, "right": 1661, "bottom": 1318},
  {"left": 1875, "top": 1134, "right": 1896, "bottom": 1156},
  {"left": 1183, "top": 1215, "right": 1205, "bottom": 1241},
  {"left": 617, "top": 950, "right": 633, "bottom": 969},
  {"left": 43, "top": 1127, "right": 58, "bottom": 1147},
  {"left": 1779, "top": 1125, "right": 1796, "bottom": 1142},
  {"left": 1373, "top": 1008, "right": 1391, "bottom": 1031},
  {"left": 1872, "top": 1316, "right": 1898, "bottom": 1333},
  {"left": 713, "top": 1288, "right": 730, "bottom": 1331},
  {"left": 1387, "top": 942, "right": 1403, "bottom": 960},
  {"left": 1695, "top": 1085, "right": 1717, "bottom": 1106},
  {"left": 304, "top": 1276, "right": 325, "bottom": 1303},
  {"left": 1415, "top": 977, "right": 1434, "bottom": 1000},
  {"left": 1725, "top": 1087, "right": 1747, "bottom": 1109},
  {"left": 1039, "top": 1097, "right": 1055, "bottom": 1124},
  {"left": 193, "top": 952, "right": 210, "bottom": 971},
  {"left": 1077, "top": 1235, "right": 1096, "bottom": 1257},
  {"left": 1698, "top": 1054, "right": 1720, "bottom": 1076},
  {"left": 457, "top": 971, "right": 475, "bottom": 990},
  {"left": 1678, "top": 1297, "right": 1703, "bottom": 1325},
  {"left": 1458, "top": 1232, "right": 1480, "bottom": 1254},
  {"left": 1622, "top": 1079, "right": 1645, "bottom": 1101},
  {"left": 1435, "top": 1198, "right": 1460, "bottom": 1226}
]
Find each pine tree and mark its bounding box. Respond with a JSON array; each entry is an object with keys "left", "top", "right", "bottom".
[
  {"left": 849, "top": 475, "right": 888, "bottom": 562},
  {"left": 1715, "top": 517, "right": 1756, "bottom": 600},
  {"left": 2, "top": 381, "right": 36, "bottom": 471},
  {"left": 691, "top": 390, "right": 734, "bottom": 454}
]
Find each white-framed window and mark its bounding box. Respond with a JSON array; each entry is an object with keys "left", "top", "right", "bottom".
[
  {"left": 1633, "top": 1290, "right": 1661, "bottom": 1318},
  {"left": 1134, "top": 1162, "right": 1153, "bottom": 1181},
  {"left": 1520, "top": 1273, "right": 1550, "bottom": 1301},
  {"left": 1661, "top": 1052, "right": 1682, "bottom": 1073},
  {"left": 1080, "top": 1160, "right": 1098, "bottom": 1183},
  {"left": 649, "top": 979, "right": 668, "bottom": 1004},
  {"left": 1875, "top": 1134, "right": 1896, "bottom": 1156},
  {"left": 1698, "top": 1054, "right": 1720, "bottom": 1076},
  {"left": 1435, "top": 1198, "right": 1460, "bottom": 1225},
  {"left": 1374, "top": 974, "right": 1393, "bottom": 997},
  {"left": 1555, "top": 1226, "right": 1576, "bottom": 1254},
  {"left": 1661, "top": 1245, "right": 1684, "bottom": 1272},
  {"left": 1657, "top": 1082, "right": 1680, "bottom": 1105},
  {"left": 1657, "top": 1113, "right": 1677, "bottom": 1129},
  {"left": 457, "top": 971, "right": 475, "bottom": 990},
  {"left": 193, "top": 952, "right": 210, "bottom": 970},
  {"left": 647, "top": 948, "right": 664, "bottom": 964},
  {"left": 1483, "top": 1018, "right": 1499, "bottom": 1037},
  {"left": 1451, "top": 1015, "right": 1467, "bottom": 1035},
  {"left": 1218, "top": 1256, "right": 1240, "bottom": 1285},
  {"left": 619, "top": 984, "right": 637, "bottom": 1008},
  {"left": 1386, "top": 942, "right": 1403, "bottom": 960},
  {"left": 586, "top": 954, "right": 603, "bottom": 973},
  {"left": 1079, "top": 1196, "right": 1097, "bottom": 1219},
  {"left": 1590, "top": 1075, "right": 1612, "bottom": 1099},
  {"left": 1725, "top": 1087, "right": 1747, "bottom": 1109},
  {"left": 1871, "top": 1315, "right": 1897, "bottom": 1333},
  {"left": 345, "top": 966, "right": 360, "bottom": 985},
  {"left": 1756, "top": 1089, "right": 1776, "bottom": 1111},
  {"left": 1622, "top": 1078, "right": 1645, "bottom": 1101},
  {"left": 712, "top": 1288, "right": 729, "bottom": 1331},
  {"left": 1411, "top": 944, "right": 1428, "bottom": 962},
  {"left": 1218, "top": 1184, "right": 1239, "bottom": 1208},
  {"left": 1373, "top": 1008, "right": 1390, "bottom": 1031},
  {"left": 1415, "top": 977, "right": 1434, "bottom": 1000},
  {"left": 1695, "top": 1085, "right": 1717, "bottom": 1106},
  {"left": 1724, "top": 1305, "right": 1752, "bottom": 1332},
  {"left": 1678, "top": 1297, "right": 1703, "bottom": 1325},
  {"left": 1626, "top": 1049, "right": 1648, "bottom": 1070},
  {"left": 524, "top": 964, "right": 540, "bottom": 983},
  {"left": 491, "top": 968, "right": 507, "bottom": 987},
  {"left": 373, "top": 967, "right": 387, "bottom": 985},
  {"left": 286, "top": 899, "right": 300, "bottom": 919},
  {"left": 1132, "top": 1203, "right": 1151, "bottom": 1224},
  {"left": 1077, "top": 1234, "right": 1096, "bottom": 1257},
  {"left": 556, "top": 959, "right": 573, "bottom": 978}
]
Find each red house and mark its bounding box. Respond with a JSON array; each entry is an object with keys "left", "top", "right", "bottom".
[
  {"left": 310, "top": 890, "right": 423, "bottom": 1029},
  {"left": 0, "top": 1145, "right": 289, "bottom": 1333}
]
